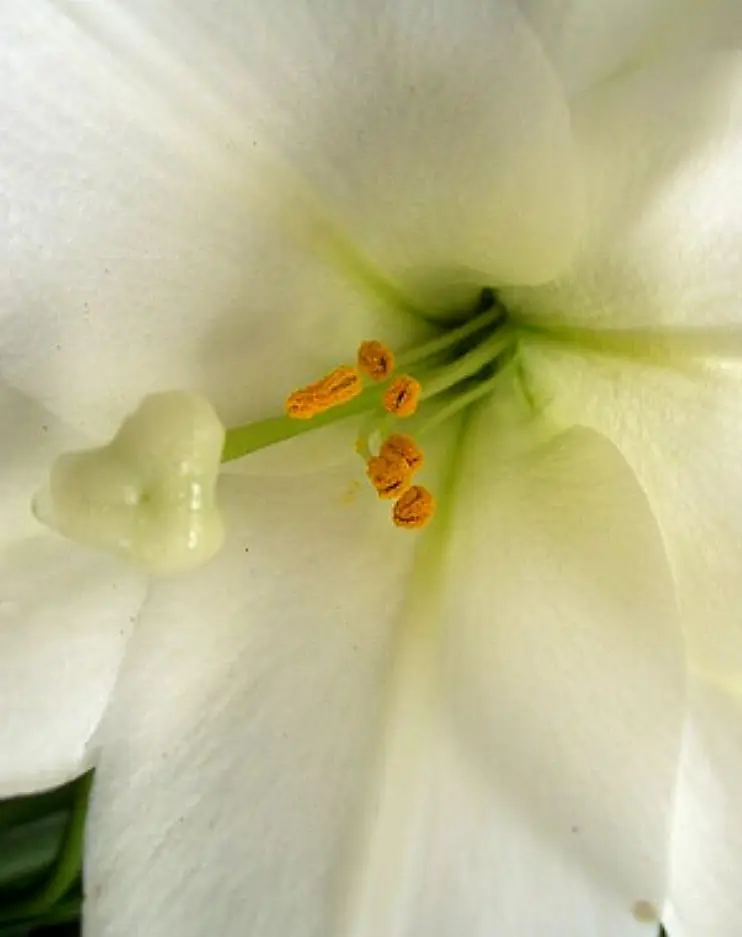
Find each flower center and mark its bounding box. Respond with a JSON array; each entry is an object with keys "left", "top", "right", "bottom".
[
  {"left": 223, "top": 289, "right": 520, "bottom": 529},
  {"left": 33, "top": 291, "right": 523, "bottom": 572}
]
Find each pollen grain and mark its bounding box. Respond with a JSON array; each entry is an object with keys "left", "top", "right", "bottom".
[
  {"left": 383, "top": 375, "right": 422, "bottom": 418},
  {"left": 285, "top": 365, "right": 362, "bottom": 419},
  {"left": 357, "top": 340, "right": 395, "bottom": 382},
  {"left": 392, "top": 485, "right": 436, "bottom": 529}
]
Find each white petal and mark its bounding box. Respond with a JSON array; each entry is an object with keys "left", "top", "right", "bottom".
[
  {"left": 428, "top": 395, "right": 685, "bottom": 935},
  {"left": 505, "top": 55, "right": 742, "bottom": 336},
  {"left": 3, "top": 0, "right": 582, "bottom": 425},
  {"left": 84, "top": 471, "right": 418, "bottom": 937},
  {"left": 661, "top": 677, "right": 742, "bottom": 937},
  {"left": 0, "top": 538, "right": 145, "bottom": 797},
  {"left": 522, "top": 343, "right": 742, "bottom": 935},
  {"left": 129, "top": 0, "right": 582, "bottom": 295},
  {"left": 407, "top": 732, "right": 662, "bottom": 937},
  {"left": 0, "top": 384, "right": 146, "bottom": 795},
  {"left": 0, "top": 4, "right": 421, "bottom": 436},
  {"left": 516, "top": 0, "right": 677, "bottom": 95}
]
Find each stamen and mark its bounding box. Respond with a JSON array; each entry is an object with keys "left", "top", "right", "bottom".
[
  {"left": 357, "top": 340, "right": 395, "bottom": 382},
  {"left": 379, "top": 434, "right": 424, "bottom": 473},
  {"left": 383, "top": 376, "right": 422, "bottom": 418},
  {"left": 285, "top": 365, "right": 363, "bottom": 419},
  {"left": 392, "top": 485, "right": 436, "bottom": 529},
  {"left": 366, "top": 455, "right": 412, "bottom": 500},
  {"left": 265, "top": 293, "right": 510, "bottom": 533}
]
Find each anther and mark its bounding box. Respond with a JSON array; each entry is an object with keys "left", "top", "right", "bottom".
[
  {"left": 392, "top": 485, "right": 436, "bottom": 529},
  {"left": 366, "top": 455, "right": 412, "bottom": 500},
  {"left": 379, "top": 434, "right": 424, "bottom": 474},
  {"left": 383, "top": 376, "right": 422, "bottom": 418},
  {"left": 285, "top": 365, "right": 363, "bottom": 419},
  {"left": 357, "top": 340, "right": 395, "bottom": 382}
]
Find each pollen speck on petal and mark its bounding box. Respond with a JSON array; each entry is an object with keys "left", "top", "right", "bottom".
[
  {"left": 357, "top": 340, "right": 395, "bottom": 382},
  {"left": 631, "top": 900, "right": 659, "bottom": 924},
  {"left": 392, "top": 485, "right": 435, "bottom": 529},
  {"left": 383, "top": 375, "right": 422, "bottom": 417}
]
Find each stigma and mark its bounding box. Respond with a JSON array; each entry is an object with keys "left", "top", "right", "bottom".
[{"left": 33, "top": 392, "right": 226, "bottom": 574}]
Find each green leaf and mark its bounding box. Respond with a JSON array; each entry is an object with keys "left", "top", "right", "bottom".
[
  {"left": 0, "top": 774, "right": 90, "bottom": 926},
  {"left": 0, "top": 814, "right": 68, "bottom": 894},
  {"left": 0, "top": 894, "right": 81, "bottom": 935},
  {"left": 0, "top": 786, "right": 77, "bottom": 835},
  {"left": 0, "top": 775, "right": 90, "bottom": 936}
]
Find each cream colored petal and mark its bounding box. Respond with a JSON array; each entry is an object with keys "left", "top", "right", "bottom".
[
  {"left": 506, "top": 55, "right": 742, "bottom": 343},
  {"left": 522, "top": 342, "right": 742, "bottom": 935},
  {"left": 66, "top": 0, "right": 582, "bottom": 299},
  {"left": 83, "top": 472, "right": 417, "bottom": 937},
  {"left": 405, "top": 730, "right": 666, "bottom": 937},
  {"left": 429, "top": 394, "right": 685, "bottom": 935},
  {"left": 0, "top": 4, "right": 421, "bottom": 439},
  {"left": 663, "top": 677, "right": 742, "bottom": 937}
]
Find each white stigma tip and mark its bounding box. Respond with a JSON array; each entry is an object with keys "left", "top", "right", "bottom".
[{"left": 35, "top": 391, "right": 226, "bottom": 575}]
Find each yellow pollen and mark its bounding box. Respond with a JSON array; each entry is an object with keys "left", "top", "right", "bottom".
[
  {"left": 357, "top": 340, "right": 395, "bottom": 382},
  {"left": 392, "top": 485, "right": 436, "bottom": 529},
  {"left": 285, "top": 365, "right": 363, "bottom": 419},
  {"left": 383, "top": 375, "right": 421, "bottom": 418},
  {"left": 379, "top": 434, "right": 424, "bottom": 474},
  {"left": 366, "top": 454, "right": 412, "bottom": 500}
]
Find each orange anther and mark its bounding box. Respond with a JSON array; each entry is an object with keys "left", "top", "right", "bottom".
[
  {"left": 357, "top": 340, "right": 395, "bottom": 382},
  {"left": 383, "top": 375, "right": 421, "bottom": 418},
  {"left": 366, "top": 455, "right": 412, "bottom": 500},
  {"left": 379, "top": 434, "right": 424, "bottom": 473},
  {"left": 392, "top": 485, "right": 436, "bottom": 529},
  {"left": 285, "top": 365, "right": 362, "bottom": 419}
]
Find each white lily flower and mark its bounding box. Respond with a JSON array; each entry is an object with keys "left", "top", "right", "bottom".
[{"left": 2, "top": 2, "right": 742, "bottom": 936}]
